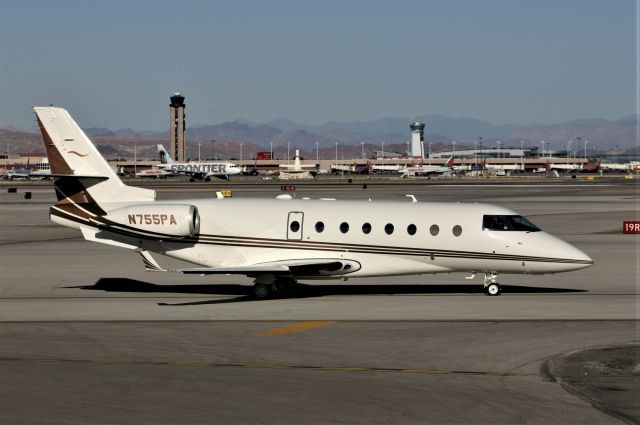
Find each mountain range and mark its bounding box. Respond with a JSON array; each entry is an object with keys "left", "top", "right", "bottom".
[
  {"left": 88, "top": 113, "right": 637, "bottom": 149},
  {"left": 2, "top": 114, "right": 636, "bottom": 160}
]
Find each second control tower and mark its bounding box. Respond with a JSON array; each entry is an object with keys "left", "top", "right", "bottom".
[{"left": 409, "top": 122, "right": 425, "bottom": 158}]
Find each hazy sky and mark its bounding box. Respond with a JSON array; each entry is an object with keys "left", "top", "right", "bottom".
[{"left": 0, "top": 0, "right": 636, "bottom": 131}]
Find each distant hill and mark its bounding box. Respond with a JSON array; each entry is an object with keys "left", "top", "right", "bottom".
[{"left": 2, "top": 113, "right": 636, "bottom": 159}]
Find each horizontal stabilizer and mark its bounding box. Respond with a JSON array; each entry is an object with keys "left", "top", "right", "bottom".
[{"left": 81, "top": 225, "right": 139, "bottom": 250}]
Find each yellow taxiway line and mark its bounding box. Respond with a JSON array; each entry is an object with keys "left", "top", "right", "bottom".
[{"left": 251, "top": 320, "right": 337, "bottom": 336}]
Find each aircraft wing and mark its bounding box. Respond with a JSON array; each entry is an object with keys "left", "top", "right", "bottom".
[{"left": 139, "top": 251, "right": 359, "bottom": 277}]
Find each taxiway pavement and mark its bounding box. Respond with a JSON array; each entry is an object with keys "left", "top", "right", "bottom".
[{"left": 0, "top": 181, "right": 638, "bottom": 424}]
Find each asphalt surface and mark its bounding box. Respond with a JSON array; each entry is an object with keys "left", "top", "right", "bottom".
[
  {"left": 545, "top": 343, "right": 640, "bottom": 424},
  {"left": 0, "top": 179, "right": 638, "bottom": 424}
]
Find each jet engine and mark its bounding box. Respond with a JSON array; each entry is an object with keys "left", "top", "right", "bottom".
[{"left": 101, "top": 204, "right": 200, "bottom": 237}]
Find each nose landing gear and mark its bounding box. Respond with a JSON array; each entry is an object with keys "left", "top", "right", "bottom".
[{"left": 483, "top": 272, "right": 501, "bottom": 296}]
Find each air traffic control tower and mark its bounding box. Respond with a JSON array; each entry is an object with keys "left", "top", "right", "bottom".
[
  {"left": 169, "top": 93, "right": 186, "bottom": 162},
  {"left": 410, "top": 122, "right": 425, "bottom": 158}
]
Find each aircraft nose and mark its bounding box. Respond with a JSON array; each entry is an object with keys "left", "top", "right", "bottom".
[{"left": 562, "top": 242, "right": 593, "bottom": 271}]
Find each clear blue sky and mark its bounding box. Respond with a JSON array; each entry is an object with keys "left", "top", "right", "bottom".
[{"left": 0, "top": 0, "right": 636, "bottom": 131}]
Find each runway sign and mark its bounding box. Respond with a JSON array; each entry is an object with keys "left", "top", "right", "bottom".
[{"left": 623, "top": 221, "right": 640, "bottom": 234}]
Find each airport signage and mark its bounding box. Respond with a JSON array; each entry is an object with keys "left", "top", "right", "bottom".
[
  {"left": 171, "top": 164, "right": 227, "bottom": 173},
  {"left": 281, "top": 185, "right": 296, "bottom": 191},
  {"left": 623, "top": 221, "right": 640, "bottom": 234}
]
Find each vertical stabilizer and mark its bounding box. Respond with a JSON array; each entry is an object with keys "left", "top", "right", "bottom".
[
  {"left": 34, "top": 107, "right": 155, "bottom": 206},
  {"left": 157, "top": 144, "right": 176, "bottom": 165}
]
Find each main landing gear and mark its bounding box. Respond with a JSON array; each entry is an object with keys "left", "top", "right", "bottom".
[
  {"left": 483, "top": 272, "right": 501, "bottom": 296},
  {"left": 252, "top": 275, "right": 298, "bottom": 299}
]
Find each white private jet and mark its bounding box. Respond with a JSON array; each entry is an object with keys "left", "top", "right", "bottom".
[
  {"left": 35, "top": 106, "right": 593, "bottom": 298},
  {"left": 157, "top": 144, "right": 241, "bottom": 181}
]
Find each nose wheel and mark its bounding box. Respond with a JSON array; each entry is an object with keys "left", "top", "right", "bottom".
[
  {"left": 483, "top": 272, "right": 502, "bottom": 296},
  {"left": 485, "top": 282, "right": 501, "bottom": 296}
]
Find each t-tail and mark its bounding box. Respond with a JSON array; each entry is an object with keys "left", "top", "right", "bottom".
[
  {"left": 34, "top": 107, "right": 156, "bottom": 221},
  {"left": 157, "top": 144, "right": 176, "bottom": 165}
]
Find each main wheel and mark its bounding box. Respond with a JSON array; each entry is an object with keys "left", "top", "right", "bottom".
[
  {"left": 253, "top": 283, "right": 271, "bottom": 299},
  {"left": 485, "top": 283, "right": 501, "bottom": 296}
]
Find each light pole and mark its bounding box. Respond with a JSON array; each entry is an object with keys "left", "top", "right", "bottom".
[
  {"left": 361, "top": 142, "right": 364, "bottom": 159},
  {"left": 428, "top": 141, "right": 432, "bottom": 162},
  {"left": 335, "top": 142, "right": 338, "bottom": 162},
  {"left": 240, "top": 141, "right": 243, "bottom": 163},
  {"left": 381, "top": 142, "right": 384, "bottom": 159},
  {"left": 452, "top": 141, "right": 456, "bottom": 159},
  {"left": 270, "top": 141, "right": 273, "bottom": 160},
  {"left": 134, "top": 140, "right": 137, "bottom": 176},
  {"left": 474, "top": 140, "right": 478, "bottom": 169},
  {"left": 567, "top": 140, "right": 572, "bottom": 161},
  {"left": 287, "top": 142, "right": 290, "bottom": 163},
  {"left": 520, "top": 140, "right": 524, "bottom": 171},
  {"left": 584, "top": 140, "right": 588, "bottom": 159},
  {"left": 198, "top": 142, "right": 201, "bottom": 162},
  {"left": 316, "top": 141, "right": 319, "bottom": 162},
  {"left": 540, "top": 140, "right": 545, "bottom": 158}
]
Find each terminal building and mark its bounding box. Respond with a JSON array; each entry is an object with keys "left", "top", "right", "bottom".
[{"left": 430, "top": 148, "right": 544, "bottom": 159}]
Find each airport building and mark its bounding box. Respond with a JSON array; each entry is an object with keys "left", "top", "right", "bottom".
[
  {"left": 169, "top": 93, "right": 186, "bottom": 162},
  {"left": 430, "top": 148, "right": 543, "bottom": 159}
]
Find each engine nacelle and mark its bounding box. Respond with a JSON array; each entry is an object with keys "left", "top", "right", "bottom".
[{"left": 103, "top": 204, "right": 200, "bottom": 237}]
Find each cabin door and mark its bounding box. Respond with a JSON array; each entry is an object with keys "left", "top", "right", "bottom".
[{"left": 287, "top": 212, "right": 304, "bottom": 240}]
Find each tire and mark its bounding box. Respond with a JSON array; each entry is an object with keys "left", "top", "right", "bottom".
[
  {"left": 253, "top": 283, "right": 271, "bottom": 299},
  {"left": 486, "top": 283, "right": 501, "bottom": 296}
]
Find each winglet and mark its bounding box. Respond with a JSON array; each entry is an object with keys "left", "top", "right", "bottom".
[{"left": 138, "top": 250, "right": 166, "bottom": 272}]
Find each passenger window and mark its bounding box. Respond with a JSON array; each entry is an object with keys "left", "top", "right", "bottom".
[
  {"left": 362, "top": 223, "right": 372, "bottom": 234},
  {"left": 430, "top": 224, "right": 439, "bottom": 236},
  {"left": 340, "top": 222, "right": 349, "bottom": 233},
  {"left": 452, "top": 225, "right": 462, "bottom": 236},
  {"left": 407, "top": 224, "right": 417, "bottom": 235},
  {"left": 385, "top": 223, "right": 394, "bottom": 235},
  {"left": 315, "top": 221, "right": 324, "bottom": 233},
  {"left": 290, "top": 221, "right": 300, "bottom": 232}
]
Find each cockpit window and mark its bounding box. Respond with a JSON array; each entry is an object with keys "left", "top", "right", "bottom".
[{"left": 483, "top": 215, "right": 540, "bottom": 232}]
